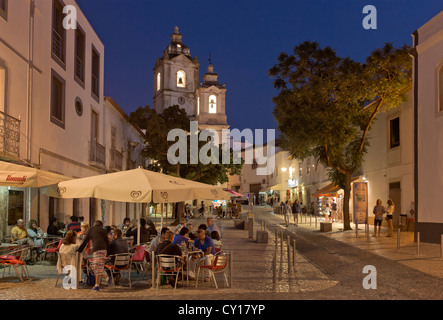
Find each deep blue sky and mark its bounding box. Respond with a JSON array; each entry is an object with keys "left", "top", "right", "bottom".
[{"left": 76, "top": 0, "right": 442, "bottom": 136}]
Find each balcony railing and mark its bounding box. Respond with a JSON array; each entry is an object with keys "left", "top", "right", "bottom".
[
  {"left": 75, "top": 55, "right": 84, "bottom": 83},
  {"left": 52, "top": 29, "right": 63, "bottom": 62},
  {"left": 91, "top": 74, "right": 99, "bottom": 98},
  {"left": 109, "top": 149, "right": 123, "bottom": 171},
  {"left": 0, "top": 111, "right": 20, "bottom": 159},
  {"left": 89, "top": 140, "right": 106, "bottom": 166}
]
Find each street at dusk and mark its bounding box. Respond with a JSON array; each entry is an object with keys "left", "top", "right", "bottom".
[{"left": 0, "top": 0, "right": 442, "bottom": 310}]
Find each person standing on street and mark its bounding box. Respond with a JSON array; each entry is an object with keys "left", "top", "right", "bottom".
[
  {"left": 385, "top": 199, "right": 395, "bottom": 237},
  {"left": 284, "top": 200, "right": 291, "bottom": 227},
  {"left": 77, "top": 220, "right": 109, "bottom": 291},
  {"left": 373, "top": 199, "right": 386, "bottom": 237}
]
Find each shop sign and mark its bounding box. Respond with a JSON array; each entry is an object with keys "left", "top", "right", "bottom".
[{"left": 353, "top": 182, "right": 368, "bottom": 224}]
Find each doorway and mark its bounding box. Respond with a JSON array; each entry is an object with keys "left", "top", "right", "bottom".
[{"left": 389, "top": 182, "right": 401, "bottom": 228}]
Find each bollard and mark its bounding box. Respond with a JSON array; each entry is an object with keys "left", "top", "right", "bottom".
[
  {"left": 287, "top": 235, "right": 291, "bottom": 274},
  {"left": 440, "top": 234, "right": 443, "bottom": 258},
  {"left": 397, "top": 228, "right": 400, "bottom": 249},
  {"left": 315, "top": 216, "right": 317, "bottom": 228},
  {"left": 280, "top": 231, "right": 283, "bottom": 254},
  {"left": 275, "top": 229, "right": 278, "bottom": 247},
  {"left": 273, "top": 250, "right": 277, "bottom": 284},
  {"left": 417, "top": 232, "right": 420, "bottom": 255},
  {"left": 292, "top": 239, "right": 296, "bottom": 272},
  {"left": 310, "top": 214, "right": 312, "bottom": 226}
]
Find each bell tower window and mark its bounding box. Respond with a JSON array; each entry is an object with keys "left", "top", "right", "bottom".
[
  {"left": 157, "top": 72, "right": 161, "bottom": 91},
  {"left": 177, "top": 70, "right": 186, "bottom": 88},
  {"left": 209, "top": 95, "right": 217, "bottom": 114}
]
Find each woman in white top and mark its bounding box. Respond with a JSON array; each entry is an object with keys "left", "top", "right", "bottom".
[{"left": 386, "top": 199, "right": 395, "bottom": 237}]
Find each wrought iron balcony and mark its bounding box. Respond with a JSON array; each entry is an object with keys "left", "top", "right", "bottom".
[
  {"left": 109, "top": 149, "right": 123, "bottom": 171},
  {"left": 89, "top": 140, "right": 106, "bottom": 167},
  {"left": 0, "top": 111, "right": 20, "bottom": 159}
]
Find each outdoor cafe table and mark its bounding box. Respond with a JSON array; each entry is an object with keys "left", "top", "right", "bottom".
[{"left": 0, "top": 243, "right": 20, "bottom": 256}]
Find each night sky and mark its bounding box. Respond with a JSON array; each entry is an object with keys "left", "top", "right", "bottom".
[{"left": 76, "top": 0, "right": 442, "bottom": 139}]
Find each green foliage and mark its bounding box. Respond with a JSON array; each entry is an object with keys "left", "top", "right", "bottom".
[
  {"left": 269, "top": 41, "right": 411, "bottom": 229},
  {"left": 129, "top": 105, "right": 243, "bottom": 185}
]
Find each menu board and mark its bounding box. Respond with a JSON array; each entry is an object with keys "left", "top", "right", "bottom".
[{"left": 353, "top": 182, "right": 368, "bottom": 224}]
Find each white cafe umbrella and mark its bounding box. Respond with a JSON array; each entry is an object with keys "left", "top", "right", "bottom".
[
  {"left": 43, "top": 167, "right": 230, "bottom": 243},
  {"left": 0, "top": 160, "right": 71, "bottom": 187}
]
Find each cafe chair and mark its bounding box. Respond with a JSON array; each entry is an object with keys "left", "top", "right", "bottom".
[
  {"left": 156, "top": 254, "right": 184, "bottom": 290},
  {"left": 42, "top": 239, "right": 62, "bottom": 261},
  {"left": 0, "top": 247, "right": 30, "bottom": 282},
  {"left": 196, "top": 252, "right": 229, "bottom": 290},
  {"left": 104, "top": 253, "right": 133, "bottom": 287},
  {"left": 131, "top": 244, "right": 149, "bottom": 274},
  {"left": 55, "top": 252, "right": 77, "bottom": 288}
]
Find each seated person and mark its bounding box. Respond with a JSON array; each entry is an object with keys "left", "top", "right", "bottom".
[
  {"left": 173, "top": 218, "right": 187, "bottom": 235},
  {"left": 11, "top": 219, "right": 37, "bottom": 265},
  {"left": 210, "top": 231, "right": 222, "bottom": 247},
  {"left": 67, "top": 216, "right": 81, "bottom": 233},
  {"left": 185, "top": 223, "right": 196, "bottom": 240},
  {"left": 188, "top": 228, "right": 215, "bottom": 280},
  {"left": 106, "top": 229, "right": 129, "bottom": 285},
  {"left": 172, "top": 227, "right": 193, "bottom": 246},
  {"left": 47, "top": 217, "right": 63, "bottom": 236},
  {"left": 57, "top": 230, "right": 78, "bottom": 275},
  {"left": 119, "top": 218, "right": 131, "bottom": 234},
  {"left": 148, "top": 227, "right": 169, "bottom": 255},
  {"left": 159, "top": 231, "right": 183, "bottom": 257},
  {"left": 27, "top": 219, "right": 45, "bottom": 249},
  {"left": 125, "top": 218, "right": 151, "bottom": 244},
  {"left": 155, "top": 230, "right": 174, "bottom": 256},
  {"left": 207, "top": 217, "right": 222, "bottom": 239}
]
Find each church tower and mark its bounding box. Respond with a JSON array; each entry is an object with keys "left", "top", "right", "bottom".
[
  {"left": 153, "top": 26, "right": 199, "bottom": 118},
  {"left": 196, "top": 62, "right": 229, "bottom": 137}
]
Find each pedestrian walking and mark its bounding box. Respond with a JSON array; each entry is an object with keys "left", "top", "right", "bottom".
[
  {"left": 77, "top": 220, "right": 109, "bottom": 291},
  {"left": 386, "top": 199, "right": 395, "bottom": 237},
  {"left": 372, "top": 199, "right": 385, "bottom": 237},
  {"left": 284, "top": 200, "right": 291, "bottom": 227},
  {"left": 292, "top": 200, "right": 301, "bottom": 226}
]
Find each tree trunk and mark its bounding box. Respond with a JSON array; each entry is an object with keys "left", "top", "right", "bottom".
[{"left": 342, "top": 172, "right": 352, "bottom": 231}]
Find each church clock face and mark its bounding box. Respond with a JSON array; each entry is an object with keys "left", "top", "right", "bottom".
[{"left": 178, "top": 96, "right": 186, "bottom": 105}]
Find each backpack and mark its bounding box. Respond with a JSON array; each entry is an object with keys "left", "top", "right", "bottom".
[{"left": 86, "top": 272, "right": 96, "bottom": 287}]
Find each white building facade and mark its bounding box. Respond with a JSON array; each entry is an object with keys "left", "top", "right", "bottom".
[
  {"left": 411, "top": 10, "right": 443, "bottom": 243},
  {"left": 0, "top": 0, "right": 145, "bottom": 239}
]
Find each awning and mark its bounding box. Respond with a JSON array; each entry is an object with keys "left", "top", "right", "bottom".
[
  {"left": 264, "top": 183, "right": 282, "bottom": 192},
  {"left": 312, "top": 177, "right": 360, "bottom": 197},
  {"left": 223, "top": 188, "right": 244, "bottom": 197}
]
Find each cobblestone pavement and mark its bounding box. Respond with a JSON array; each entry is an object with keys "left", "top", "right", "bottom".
[{"left": 0, "top": 206, "right": 441, "bottom": 300}]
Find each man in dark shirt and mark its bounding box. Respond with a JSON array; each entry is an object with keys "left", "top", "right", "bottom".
[
  {"left": 125, "top": 218, "right": 151, "bottom": 244},
  {"left": 106, "top": 229, "right": 129, "bottom": 285}
]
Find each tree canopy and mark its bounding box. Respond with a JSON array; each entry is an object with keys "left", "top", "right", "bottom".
[
  {"left": 129, "top": 105, "right": 243, "bottom": 185},
  {"left": 269, "top": 41, "right": 412, "bottom": 230}
]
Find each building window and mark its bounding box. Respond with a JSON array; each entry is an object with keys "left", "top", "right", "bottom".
[
  {"left": 157, "top": 72, "right": 161, "bottom": 91},
  {"left": 8, "top": 190, "right": 24, "bottom": 226},
  {"left": 0, "top": 0, "right": 7, "bottom": 20},
  {"left": 52, "top": 0, "right": 66, "bottom": 66},
  {"left": 209, "top": 95, "right": 217, "bottom": 114},
  {"left": 299, "top": 161, "right": 303, "bottom": 177},
  {"left": 74, "top": 26, "right": 86, "bottom": 85},
  {"left": 75, "top": 97, "right": 83, "bottom": 116},
  {"left": 389, "top": 117, "right": 400, "bottom": 148},
  {"left": 439, "top": 66, "right": 443, "bottom": 112},
  {"left": 50, "top": 70, "right": 65, "bottom": 128},
  {"left": 177, "top": 70, "right": 186, "bottom": 88},
  {"left": 91, "top": 46, "right": 100, "bottom": 100}
]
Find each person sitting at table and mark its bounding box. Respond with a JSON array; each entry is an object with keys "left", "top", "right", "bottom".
[
  {"left": 148, "top": 227, "right": 169, "bottom": 256},
  {"left": 57, "top": 230, "right": 79, "bottom": 276},
  {"left": 173, "top": 218, "right": 187, "bottom": 235},
  {"left": 106, "top": 229, "right": 129, "bottom": 286},
  {"left": 188, "top": 228, "right": 215, "bottom": 281},
  {"left": 185, "top": 223, "right": 196, "bottom": 241},
  {"left": 11, "top": 219, "right": 37, "bottom": 265},
  {"left": 172, "top": 227, "right": 192, "bottom": 246},
  {"left": 155, "top": 230, "right": 174, "bottom": 256},
  {"left": 125, "top": 218, "right": 151, "bottom": 244},
  {"left": 67, "top": 216, "right": 81, "bottom": 233},
  {"left": 210, "top": 231, "right": 222, "bottom": 247},
  {"left": 47, "top": 217, "right": 63, "bottom": 236},
  {"left": 27, "top": 219, "right": 45, "bottom": 250},
  {"left": 146, "top": 220, "right": 158, "bottom": 237},
  {"left": 158, "top": 230, "right": 185, "bottom": 287},
  {"left": 118, "top": 218, "right": 131, "bottom": 234},
  {"left": 207, "top": 217, "right": 222, "bottom": 239},
  {"left": 76, "top": 222, "right": 91, "bottom": 258}
]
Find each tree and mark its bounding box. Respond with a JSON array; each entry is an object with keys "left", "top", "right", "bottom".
[
  {"left": 129, "top": 105, "right": 243, "bottom": 185},
  {"left": 269, "top": 41, "right": 411, "bottom": 230}
]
